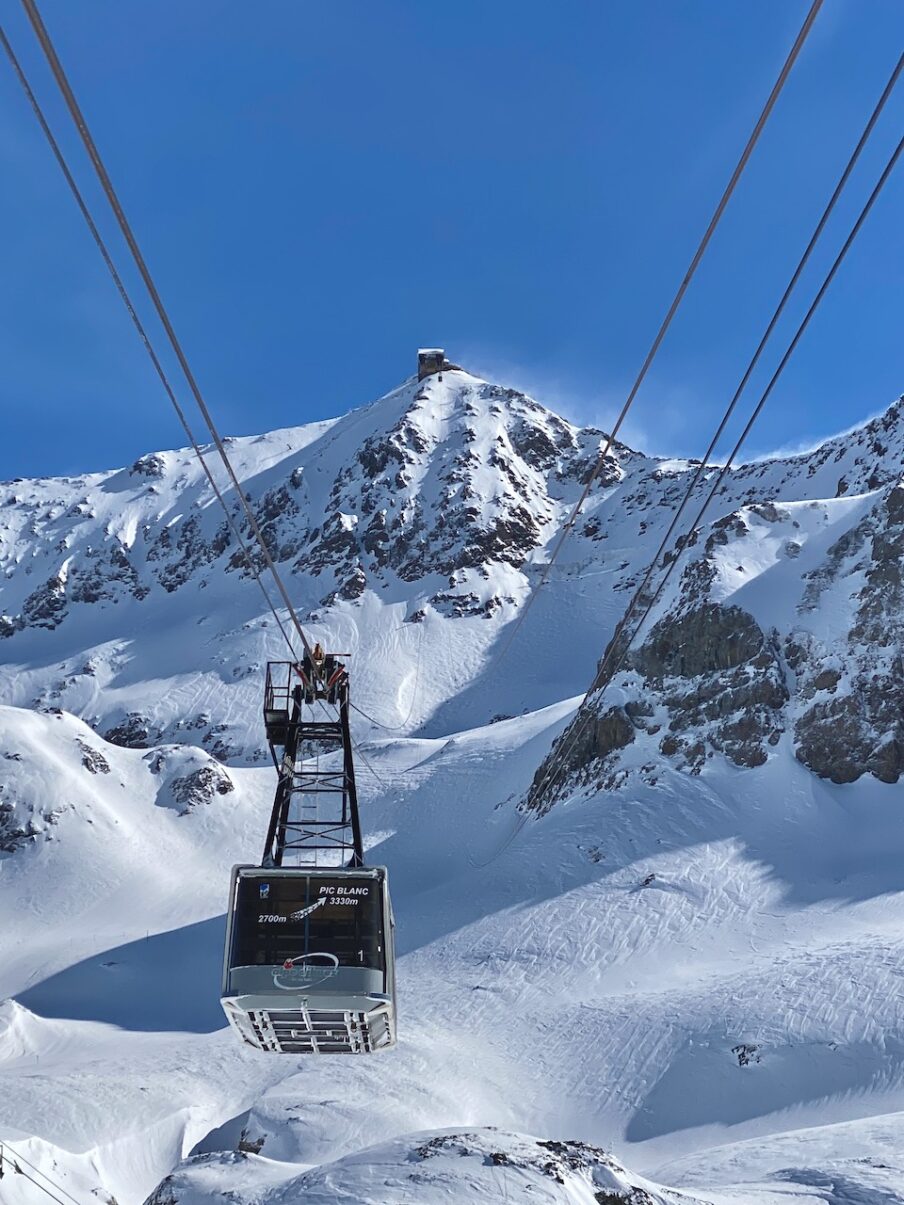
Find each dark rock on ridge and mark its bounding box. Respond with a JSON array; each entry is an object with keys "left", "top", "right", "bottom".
[
  {"left": 793, "top": 485, "right": 904, "bottom": 783},
  {"left": 104, "top": 713, "right": 160, "bottom": 750},
  {"left": 630, "top": 604, "right": 764, "bottom": 680},
  {"left": 170, "top": 765, "right": 234, "bottom": 813}
]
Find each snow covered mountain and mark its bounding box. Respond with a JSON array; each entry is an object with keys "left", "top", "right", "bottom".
[
  {"left": 532, "top": 465, "right": 904, "bottom": 812},
  {"left": 2, "top": 364, "right": 904, "bottom": 1205}
]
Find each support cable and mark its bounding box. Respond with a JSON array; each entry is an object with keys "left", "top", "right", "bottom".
[
  {"left": 0, "top": 22, "right": 299, "bottom": 662},
  {"left": 348, "top": 731, "right": 389, "bottom": 789},
  {"left": 18, "top": 0, "right": 315, "bottom": 662},
  {"left": 317, "top": 698, "right": 388, "bottom": 788},
  {"left": 14, "top": 1168, "right": 69, "bottom": 1205},
  {"left": 0, "top": 1145, "right": 71, "bottom": 1205},
  {"left": 584, "top": 54, "right": 903, "bottom": 704},
  {"left": 4, "top": 4, "right": 385, "bottom": 853},
  {"left": 349, "top": 621, "right": 425, "bottom": 733},
  {"left": 486, "top": 0, "right": 824, "bottom": 672},
  {"left": 528, "top": 130, "right": 904, "bottom": 818},
  {"left": 0, "top": 1143, "right": 87, "bottom": 1205}
]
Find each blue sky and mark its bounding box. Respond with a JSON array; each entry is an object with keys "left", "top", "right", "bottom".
[{"left": 0, "top": 0, "right": 901, "bottom": 479}]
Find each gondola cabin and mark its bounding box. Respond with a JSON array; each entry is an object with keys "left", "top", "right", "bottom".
[{"left": 221, "top": 865, "right": 396, "bottom": 1054}]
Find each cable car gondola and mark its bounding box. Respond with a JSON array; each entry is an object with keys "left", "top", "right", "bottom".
[
  {"left": 221, "top": 864, "right": 395, "bottom": 1053},
  {"left": 220, "top": 650, "right": 397, "bottom": 1054}
]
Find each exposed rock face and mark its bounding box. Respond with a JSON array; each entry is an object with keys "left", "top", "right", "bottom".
[
  {"left": 76, "top": 738, "right": 111, "bottom": 775},
  {"left": 170, "top": 764, "right": 234, "bottom": 813},
  {"left": 0, "top": 372, "right": 640, "bottom": 644},
  {"left": 531, "top": 602, "right": 788, "bottom": 812},
  {"left": 791, "top": 484, "right": 904, "bottom": 784},
  {"left": 0, "top": 745, "right": 66, "bottom": 851},
  {"left": 21, "top": 572, "right": 68, "bottom": 631},
  {"left": 0, "top": 800, "right": 33, "bottom": 853},
  {"left": 530, "top": 703, "right": 636, "bottom": 795},
  {"left": 131, "top": 453, "right": 167, "bottom": 478},
  {"left": 527, "top": 704, "right": 636, "bottom": 809},
  {"left": 70, "top": 544, "right": 150, "bottom": 604},
  {"left": 630, "top": 604, "right": 764, "bottom": 680},
  {"left": 531, "top": 475, "right": 904, "bottom": 810},
  {"left": 290, "top": 379, "right": 627, "bottom": 611},
  {"left": 104, "top": 713, "right": 160, "bottom": 750},
  {"left": 154, "top": 515, "right": 231, "bottom": 592},
  {"left": 630, "top": 604, "right": 787, "bottom": 773}
]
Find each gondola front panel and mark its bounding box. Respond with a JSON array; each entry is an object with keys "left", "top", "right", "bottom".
[
  {"left": 230, "top": 873, "right": 385, "bottom": 977},
  {"left": 221, "top": 866, "right": 396, "bottom": 1054}
]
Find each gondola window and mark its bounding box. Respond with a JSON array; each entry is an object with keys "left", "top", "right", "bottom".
[{"left": 230, "top": 874, "right": 384, "bottom": 973}]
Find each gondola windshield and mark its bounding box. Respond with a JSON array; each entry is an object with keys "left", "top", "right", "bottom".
[{"left": 231, "top": 874, "right": 385, "bottom": 979}]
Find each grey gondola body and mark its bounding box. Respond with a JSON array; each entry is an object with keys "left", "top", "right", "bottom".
[{"left": 221, "top": 864, "right": 396, "bottom": 1054}]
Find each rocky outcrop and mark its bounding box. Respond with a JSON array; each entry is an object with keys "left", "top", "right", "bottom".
[
  {"left": 0, "top": 749, "right": 49, "bottom": 851},
  {"left": 0, "top": 800, "right": 34, "bottom": 853},
  {"left": 631, "top": 604, "right": 787, "bottom": 772},
  {"left": 20, "top": 572, "right": 68, "bottom": 631},
  {"left": 531, "top": 598, "right": 789, "bottom": 811},
  {"left": 144, "top": 1128, "right": 681, "bottom": 1205},
  {"left": 104, "top": 713, "right": 160, "bottom": 750},
  {"left": 527, "top": 705, "right": 636, "bottom": 810},
  {"left": 170, "top": 764, "right": 234, "bottom": 813},
  {"left": 76, "top": 738, "right": 110, "bottom": 775},
  {"left": 0, "top": 544, "right": 149, "bottom": 636},
  {"left": 153, "top": 514, "right": 231, "bottom": 591},
  {"left": 130, "top": 453, "right": 167, "bottom": 479},
  {"left": 630, "top": 604, "right": 765, "bottom": 680},
  {"left": 532, "top": 471, "right": 904, "bottom": 808},
  {"left": 282, "top": 377, "right": 637, "bottom": 617},
  {"left": 792, "top": 484, "right": 904, "bottom": 783},
  {"left": 69, "top": 544, "right": 149, "bottom": 604}
]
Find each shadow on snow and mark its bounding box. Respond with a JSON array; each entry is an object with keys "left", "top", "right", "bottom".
[{"left": 18, "top": 915, "right": 227, "bottom": 1033}]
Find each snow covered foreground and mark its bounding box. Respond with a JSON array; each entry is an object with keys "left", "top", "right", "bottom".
[
  {"left": 2, "top": 368, "right": 904, "bottom": 1203},
  {"left": 146, "top": 1129, "right": 693, "bottom": 1205},
  {"left": 146, "top": 1124, "right": 904, "bottom": 1204}
]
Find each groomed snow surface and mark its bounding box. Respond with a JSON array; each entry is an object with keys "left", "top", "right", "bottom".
[{"left": 1, "top": 372, "right": 904, "bottom": 1203}]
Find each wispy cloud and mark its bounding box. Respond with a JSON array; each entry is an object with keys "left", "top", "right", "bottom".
[
  {"left": 743, "top": 399, "right": 894, "bottom": 465},
  {"left": 458, "top": 345, "right": 699, "bottom": 457}
]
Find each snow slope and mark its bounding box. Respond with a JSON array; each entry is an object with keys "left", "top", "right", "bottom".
[{"left": 1, "top": 368, "right": 904, "bottom": 1204}]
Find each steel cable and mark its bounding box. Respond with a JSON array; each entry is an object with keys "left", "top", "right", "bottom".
[
  {"left": 0, "top": 1143, "right": 88, "bottom": 1205},
  {"left": 13, "top": 1168, "right": 70, "bottom": 1205},
  {"left": 349, "top": 621, "right": 425, "bottom": 733},
  {"left": 18, "top": 0, "right": 315, "bottom": 662},
  {"left": 0, "top": 1145, "right": 73, "bottom": 1205},
  {"left": 7, "top": 0, "right": 878, "bottom": 866},
  {"left": 0, "top": 22, "right": 300, "bottom": 663},
  {"left": 8, "top": 0, "right": 824, "bottom": 682},
  {"left": 528, "top": 129, "right": 904, "bottom": 819},
  {"left": 584, "top": 63, "right": 904, "bottom": 705},
  {"left": 485, "top": 0, "right": 825, "bottom": 674},
  {"left": 5, "top": 1, "right": 385, "bottom": 863},
  {"left": 579, "top": 50, "right": 903, "bottom": 713}
]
